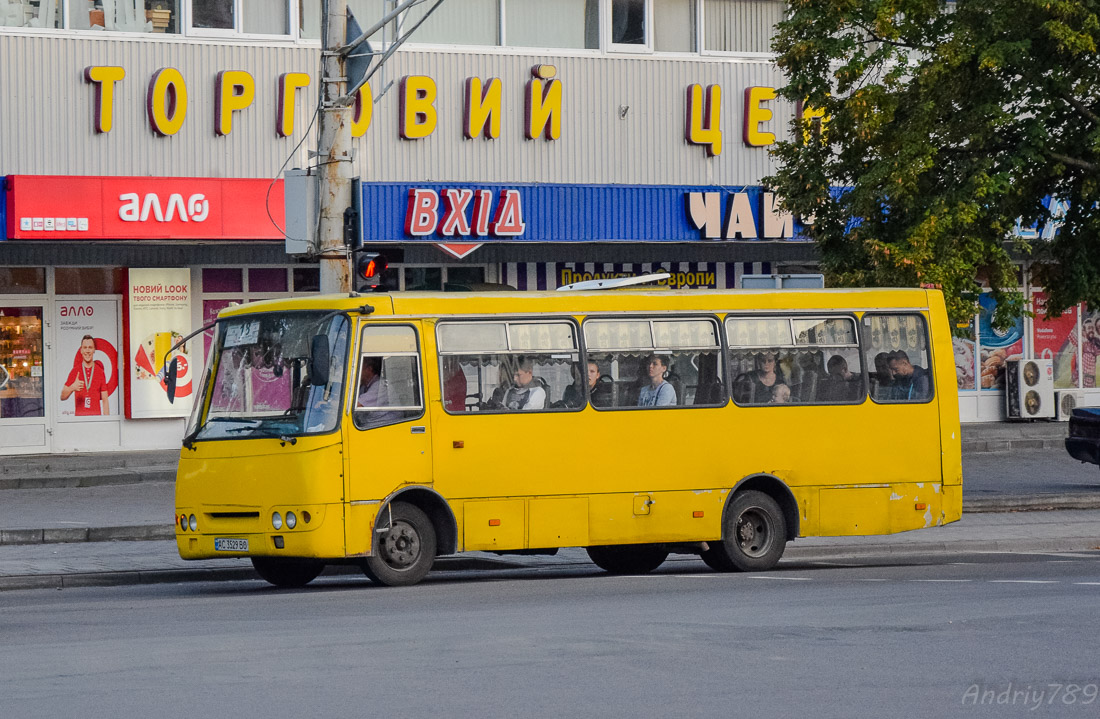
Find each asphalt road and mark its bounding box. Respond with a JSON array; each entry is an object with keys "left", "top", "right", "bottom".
[
  {"left": 3, "top": 551, "right": 1099, "bottom": 718},
  {"left": 963, "top": 449, "right": 1100, "bottom": 497}
]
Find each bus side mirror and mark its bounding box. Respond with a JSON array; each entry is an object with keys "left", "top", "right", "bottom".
[
  {"left": 309, "top": 335, "right": 330, "bottom": 386},
  {"left": 166, "top": 357, "right": 179, "bottom": 403}
]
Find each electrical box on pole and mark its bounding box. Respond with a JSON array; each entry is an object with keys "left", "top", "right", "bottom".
[{"left": 283, "top": 168, "right": 318, "bottom": 256}]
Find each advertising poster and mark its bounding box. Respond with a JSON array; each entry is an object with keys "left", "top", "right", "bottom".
[
  {"left": 126, "top": 269, "right": 192, "bottom": 418},
  {"left": 977, "top": 292, "right": 1024, "bottom": 390},
  {"left": 1032, "top": 291, "right": 1079, "bottom": 389},
  {"left": 1084, "top": 304, "right": 1100, "bottom": 389},
  {"left": 56, "top": 299, "right": 120, "bottom": 419},
  {"left": 953, "top": 316, "right": 976, "bottom": 391}
]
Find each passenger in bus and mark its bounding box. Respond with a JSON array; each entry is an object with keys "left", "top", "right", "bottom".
[
  {"left": 819, "top": 355, "right": 861, "bottom": 402},
  {"left": 770, "top": 383, "right": 791, "bottom": 404},
  {"left": 561, "top": 360, "right": 611, "bottom": 408},
  {"left": 441, "top": 356, "right": 467, "bottom": 412},
  {"left": 357, "top": 356, "right": 389, "bottom": 408},
  {"left": 871, "top": 351, "right": 894, "bottom": 400},
  {"left": 737, "top": 351, "right": 785, "bottom": 404},
  {"left": 637, "top": 354, "right": 677, "bottom": 407},
  {"left": 502, "top": 356, "right": 546, "bottom": 410},
  {"left": 888, "top": 351, "right": 931, "bottom": 400}
]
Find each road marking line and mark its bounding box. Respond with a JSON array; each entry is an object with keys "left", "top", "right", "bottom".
[
  {"left": 857, "top": 579, "right": 888, "bottom": 582},
  {"left": 911, "top": 579, "right": 972, "bottom": 582},
  {"left": 748, "top": 576, "right": 812, "bottom": 581},
  {"left": 1073, "top": 582, "right": 1100, "bottom": 586},
  {"left": 989, "top": 580, "right": 1059, "bottom": 584}
]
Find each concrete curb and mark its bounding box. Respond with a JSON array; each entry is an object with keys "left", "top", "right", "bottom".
[
  {"left": 0, "top": 554, "right": 524, "bottom": 592},
  {"left": 0, "top": 471, "right": 176, "bottom": 491},
  {"left": 0, "top": 524, "right": 174, "bottom": 546},
  {"left": 965, "top": 495, "right": 1100, "bottom": 513}
]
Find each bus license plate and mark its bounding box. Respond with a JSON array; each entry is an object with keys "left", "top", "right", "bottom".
[{"left": 214, "top": 538, "right": 249, "bottom": 552}]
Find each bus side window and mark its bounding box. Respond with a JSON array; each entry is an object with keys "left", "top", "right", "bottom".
[
  {"left": 437, "top": 320, "right": 583, "bottom": 414},
  {"left": 862, "top": 313, "right": 934, "bottom": 403},
  {"left": 584, "top": 317, "right": 723, "bottom": 410},
  {"left": 352, "top": 325, "right": 424, "bottom": 430}
]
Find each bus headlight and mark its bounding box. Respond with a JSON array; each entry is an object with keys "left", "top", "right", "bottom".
[
  {"left": 179, "top": 515, "right": 187, "bottom": 531},
  {"left": 272, "top": 512, "right": 283, "bottom": 530},
  {"left": 286, "top": 512, "right": 297, "bottom": 529},
  {"left": 189, "top": 514, "right": 198, "bottom": 532}
]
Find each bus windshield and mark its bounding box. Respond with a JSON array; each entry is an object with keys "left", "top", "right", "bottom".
[{"left": 190, "top": 311, "right": 350, "bottom": 441}]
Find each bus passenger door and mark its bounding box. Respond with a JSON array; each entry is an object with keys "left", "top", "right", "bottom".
[{"left": 345, "top": 323, "right": 433, "bottom": 511}]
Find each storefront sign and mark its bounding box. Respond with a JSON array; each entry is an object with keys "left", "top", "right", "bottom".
[
  {"left": 3, "top": 176, "right": 284, "bottom": 241},
  {"left": 56, "top": 300, "right": 120, "bottom": 420},
  {"left": 124, "top": 269, "right": 193, "bottom": 419},
  {"left": 1032, "top": 291, "right": 1079, "bottom": 389},
  {"left": 363, "top": 182, "right": 812, "bottom": 243}
]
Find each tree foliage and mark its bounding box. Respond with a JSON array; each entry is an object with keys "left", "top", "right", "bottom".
[{"left": 767, "top": 0, "right": 1100, "bottom": 328}]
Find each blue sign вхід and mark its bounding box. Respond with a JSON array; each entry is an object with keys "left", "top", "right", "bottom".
[{"left": 359, "top": 182, "right": 812, "bottom": 243}]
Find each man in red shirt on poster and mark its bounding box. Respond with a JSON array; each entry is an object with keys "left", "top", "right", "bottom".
[{"left": 60, "top": 335, "right": 110, "bottom": 416}]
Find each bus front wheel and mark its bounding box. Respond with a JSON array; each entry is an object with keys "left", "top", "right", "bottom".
[
  {"left": 586, "top": 544, "right": 669, "bottom": 574},
  {"left": 705, "top": 490, "right": 787, "bottom": 572},
  {"left": 364, "top": 502, "right": 437, "bottom": 587},
  {"left": 251, "top": 557, "right": 324, "bottom": 588}
]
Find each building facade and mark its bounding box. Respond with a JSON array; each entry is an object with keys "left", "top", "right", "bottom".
[{"left": 0, "top": 1, "right": 1095, "bottom": 454}]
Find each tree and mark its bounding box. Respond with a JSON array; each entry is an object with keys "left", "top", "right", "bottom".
[{"left": 767, "top": 0, "right": 1100, "bottom": 328}]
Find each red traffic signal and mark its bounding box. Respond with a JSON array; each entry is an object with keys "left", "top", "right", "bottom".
[{"left": 354, "top": 252, "right": 388, "bottom": 291}]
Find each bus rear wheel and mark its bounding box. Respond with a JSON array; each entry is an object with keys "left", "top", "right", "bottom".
[
  {"left": 363, "top": 502, "right": 437, "bottom": 587},
  {"left": 586, "top": 544, "right": 669, "bottom": 574},
  {"left": 706, "top": 490, "right": 787, "bottom": 572},
  {"left": 251, "top": 557, "right": 324, "bottom": 588}
]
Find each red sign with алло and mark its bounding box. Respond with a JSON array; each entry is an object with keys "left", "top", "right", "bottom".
[{"left": 5, "top": 175, "right": 284, "bottom": 240}]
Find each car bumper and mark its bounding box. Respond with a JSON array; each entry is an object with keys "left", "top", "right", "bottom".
[{"left": 1065, "top": 437, "right": 1100, "bottom": 466}]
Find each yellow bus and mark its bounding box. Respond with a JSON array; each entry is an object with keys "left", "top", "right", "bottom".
[{"left": 173, "top": 287, "right": 961, "bottom": 588}]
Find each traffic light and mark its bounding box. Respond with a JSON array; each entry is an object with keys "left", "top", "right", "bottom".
[{"left": 354, "top": 252, "right": 388, "bottom": 292}]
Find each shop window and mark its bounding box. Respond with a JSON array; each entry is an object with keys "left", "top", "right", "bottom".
[
  {"left": 55, "top": 268, "right": 125, "bottom": 295},
  {"left": 202, "top": 268, "right": 243, "bottom": 293},
  {"left": 703, "top": 0, "right": 785, "bottom": 54},
  {"left": 300, "top": 0, "right": 387, "bottom": 41},
  {"left": 444, "top": 266, "right": 487, "bottom": 290},
  {"left": 293, "top": 268, "right": 321, "bottom": 293},
  {"left": 190, "top": 0, "right": 288, "bottom": 35},
  {"left": 505, "top": 0, "right": 599, "bottom": 49},
  {"left": 403, "top": 0, "right": 499, "bottom": 45},
  {"left": 406, "top": 267, "right": 443, "bottom": 291},
  {"left": 0, "top": 307, "right": 45, "bottom": 419},
  {"left": 1, "top": 1, "right": 60, "bottom": 28},
  {"left": 611, "top": 0, "right": 646, "bottom": 46},
  {"left": 67, "top": 1, "right": 180, "bottom": 33},
  {"left": 248, "top": 268, "right": 288, "bottom": 293},
  {"left": 0, "top": 268, "right": 46, "bottom": 294},
  {"left": 653, "top": 0, "right": 694, "bottom": 52}
]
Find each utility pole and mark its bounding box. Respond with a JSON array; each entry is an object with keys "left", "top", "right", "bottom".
[{"left": 317, "top": 0, "right": 353, "bottom": 294}]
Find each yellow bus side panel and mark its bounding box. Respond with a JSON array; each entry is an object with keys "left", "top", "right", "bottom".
[
  {"left": 529, "top": 497, "right": 589, "bottom": 548},
  {"left": 463, "top": 499, "right": 525, "bottom": 550},
  {"left": 815, "top": 482, "right": 944, "bottom": 536},
  {"left": 942, "top": 483, "right": 962, "bottom": 524},
  {"left": 588, "top": 490, "right": 726, "bottom": 545},
  {"left": 345, "top": 502, "right": 381, "bottom": 557}
]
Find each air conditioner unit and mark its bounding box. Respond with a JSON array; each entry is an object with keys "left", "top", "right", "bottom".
[
  {"left": 1055, "top": 390, "right": 1088, "bottom": 421},
  {"left": 1005, "top": 358, "right": 1055, "bottom": 420}
]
